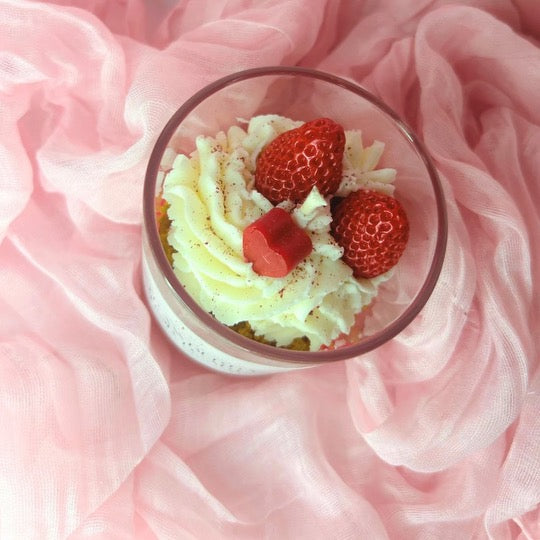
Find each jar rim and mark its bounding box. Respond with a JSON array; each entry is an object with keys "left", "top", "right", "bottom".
[{"left": 143, "top": 66, "right": 448, "bottom": 364}]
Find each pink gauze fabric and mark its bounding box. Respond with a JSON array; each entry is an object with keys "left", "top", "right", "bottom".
[{"left": 0, "top": 0, "right": 539, "bottom": 538}]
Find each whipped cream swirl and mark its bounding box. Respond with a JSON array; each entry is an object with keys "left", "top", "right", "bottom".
[{"left": 162, "top": 115, "right": 395, "bottom": 350}]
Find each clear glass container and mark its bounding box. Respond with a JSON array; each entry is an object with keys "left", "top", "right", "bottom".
[{"left": 142, "top": 66, "right": 447, "bottom": 376}]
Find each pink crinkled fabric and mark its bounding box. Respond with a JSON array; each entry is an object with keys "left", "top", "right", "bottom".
[{"left": 0, "top": 0, "right": 538, "bottom": 538}]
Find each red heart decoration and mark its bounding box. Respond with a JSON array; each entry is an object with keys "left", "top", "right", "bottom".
[{"left": 243, "top": 207, "right": 313, "bottom": 278}]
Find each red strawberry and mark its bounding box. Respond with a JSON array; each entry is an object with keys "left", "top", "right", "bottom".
[
  {"left": 243, "top": 207, "right": 313, "bottom": 278},
  {"left": 255, "top": 118, "right": 345, "bottom": 204},
  {"left": 330, "top": 190, "right": 409, "bottom": 279}
]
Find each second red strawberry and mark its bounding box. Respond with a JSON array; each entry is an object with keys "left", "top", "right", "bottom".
[{"left": 330, "top": 190, "right": 409, "bottom": 279}]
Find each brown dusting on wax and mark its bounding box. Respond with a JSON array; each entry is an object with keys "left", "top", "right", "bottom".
[
  {"left": 230, "top": 322, "right": 311, "bottom": 351},
  {"left": 157, "top": 198, "right": 311, "bottom": 351},
  {"left": 157, "top": 199, "right": 176, "bottom": 265}
]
